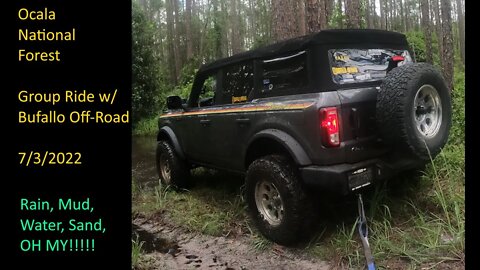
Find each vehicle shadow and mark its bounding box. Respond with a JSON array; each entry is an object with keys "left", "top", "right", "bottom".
[{"left": 188, "top": 167, "right": 245, "bottom": 195}]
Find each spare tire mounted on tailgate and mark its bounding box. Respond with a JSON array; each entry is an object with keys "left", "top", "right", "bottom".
[{"left": 376, "top": 63, "right": 452, "bottom": 161}]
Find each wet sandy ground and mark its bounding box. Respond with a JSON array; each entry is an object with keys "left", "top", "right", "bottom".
[
  {"left": 132, "top": 136, "right": 330, "bottom": 270},
  {"left": 133, "top": 214, "right": 329, "bottom": 270}
]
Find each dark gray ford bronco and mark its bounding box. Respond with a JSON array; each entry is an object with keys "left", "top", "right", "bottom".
[{"left": 156, "top": 29, "right": 451, "bottom": 245}]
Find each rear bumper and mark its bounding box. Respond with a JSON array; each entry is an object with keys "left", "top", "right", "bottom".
[{"left": 299, "top": 157, "right": 423, "bottom": 195}]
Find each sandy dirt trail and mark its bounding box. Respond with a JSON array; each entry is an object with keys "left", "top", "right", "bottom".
[{"left": 133, "top": 214, "right": 330, "bottom": 270}]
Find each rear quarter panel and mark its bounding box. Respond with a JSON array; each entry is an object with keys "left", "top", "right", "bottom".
[{"left": 251, "top": 92, "right": 348, "bottom": 165}]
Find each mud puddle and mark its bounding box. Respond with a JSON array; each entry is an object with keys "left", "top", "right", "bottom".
[
  {"left": 132, "top": 136, "right": 157, "bottom": 186},
  {"left": 133, "top": 223, "right": 179, "bottom": 254},
  {"left": 133, "top": 214, "right": 329, "bottom": 270}
]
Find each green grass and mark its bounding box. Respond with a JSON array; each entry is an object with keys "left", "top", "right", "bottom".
[
  {"left": 250, "top": 231, "right": 274, "bottom": 251},
  {"left": 131, "top": 236, "right": 144, "bottom": 269},
  {"left": 133, "top": 116, "right": 158, "bottom": 136},
  {"left": 167, "top": 187, "right": 245, "bottom": 236},
  {"left": 133, "top": 168, "right": 248, "bottom": 237}
]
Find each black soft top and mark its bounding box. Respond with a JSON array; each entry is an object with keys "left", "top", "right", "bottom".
[{"left": 199, "top": 29, "right": 408, "bottom": 73}]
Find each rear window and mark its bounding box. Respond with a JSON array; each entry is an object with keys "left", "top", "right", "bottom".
[{"left": 329, "top": 49, "right": 412, "bottom": 84}]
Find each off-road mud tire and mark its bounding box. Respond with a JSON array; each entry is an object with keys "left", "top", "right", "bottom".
[
  {"left": 377, "top": 63, "right": 452, "bottom": 161},
  {"left": 245, "top": 155, "right": 313, "bottom": 246},
  {"left": 156, "top": 140, "right": 190, "bottom": 189}
]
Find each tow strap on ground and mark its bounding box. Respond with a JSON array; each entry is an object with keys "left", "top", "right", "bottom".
[{"left": 357, "top": 194, "right": 376, "bottom": 270}]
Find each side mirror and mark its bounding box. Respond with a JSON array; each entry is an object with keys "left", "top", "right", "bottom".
[{"left": 166, "top": 96, "right": 183, "bottom": 110}]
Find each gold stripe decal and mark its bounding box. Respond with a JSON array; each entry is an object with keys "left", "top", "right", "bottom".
[{"left": 160, "top": 102, "right": 314, "bottom": 118}]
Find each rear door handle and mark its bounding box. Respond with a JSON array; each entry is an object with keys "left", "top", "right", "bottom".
[{"left": 236, "top": 118, "right": 250, "bottom": 126}]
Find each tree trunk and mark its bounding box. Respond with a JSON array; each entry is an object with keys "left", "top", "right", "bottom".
[
  {"left": 185, "top": 0, "right": 193, "bottom": 60},
  {"left": 212, "top": 0, "right": 223, "bottom": 59},
  {"left": 415, "top": 1, "right": 421, "bottom": 31},
  {"left": 420, "top": 0, "right": 433, "bottom": 63},
  {"left": 390, "top": 0, "right": 394, "bottom": 30},
  {"left": 456, "top": 0, "right": 465, "bottom": 65},
  {"left": 396, "top": 0, "right": 400, "bottom": 30},
  {"left": 371, "top": 0, "right": 378, "bottom": 28},
  {"left": 440, "top": 0, "right": 454, "bottom": 91},
  {"left": 386, "top": 0, "right": 391, "bottom": 30},
  {"left": 272, "top": 0, "right": 298, "bottom": 41},
  {"left": 395, "top": 0, "right": 400, "bottom": 31},
  {"left": 261, "top": 0, "right": 272, "bottom": 41},
  {"left": 394, "top": 0, "right": 398, "bottom": 30},
  {"left": 404, "top": 0, "right": 409, "bottom": 31},
  {"left": 221, "top": 1, "right": 230, "bottom": 56},
  {"left": 249, "top": 0, "right": 256, "bottom": 44},
  {"left": 379, "top": 0, "right": 385, "bottom": 29},
  {"left": 306, "top": 0, "right": 327, "bottom": 33},
  {"left": 306, "top": 0, "right": 319, "bottom": 33},
  {"left": 319, "top": 0, "right": 328, "bottom": 30},
  {"left": 173, "top": 0, "right": 182, "bottom": 78},
  {"left": 365, "top": 0, "right": 372, "bottom": 28},
  {"left": 298, "top": 0, "right": 307, "bottom": 35},
  {"left": 193, "top": 0, "right": 201, "bottom": 57},
  {"left": 340, "top": 0, "right": 344, "bottom": 28},
  {"left": 382, "top": 0, "right": 386, "bottom": 29},
  {"left": 231, "top": 0, "right": 241, "bottom": 54},
  {"left": 326, "top": 0, "right": 334, "bottom": 25},
  {"left": 432, "top": 0, "right": 443, "bottom": 68},
  {"left": 399, "top": 0, "right": 406, "bottom": 32},
  {"left": 166, "top": 0, "right": 177, "bottom": 84},
  {"left": 271, "top": 0, "right": 281, "bottom": 41},
  {"left": 345, "top": 0, "right": 360, "bottom": 28}
]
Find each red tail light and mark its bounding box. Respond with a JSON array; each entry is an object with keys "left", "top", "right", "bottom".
[
  {"left": 391, "top": 55, "right": 405, "bottom": 62},
  {"left": 320, "top": 107, "right": 340, "bottom": 147}
]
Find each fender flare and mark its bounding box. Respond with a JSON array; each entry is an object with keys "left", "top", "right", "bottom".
[
  {"left": 248, "top": 129, "right": 312, "bottom": 166},
  {"left": 157, "top": 126, "right": 185, "bottom": 160}
]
